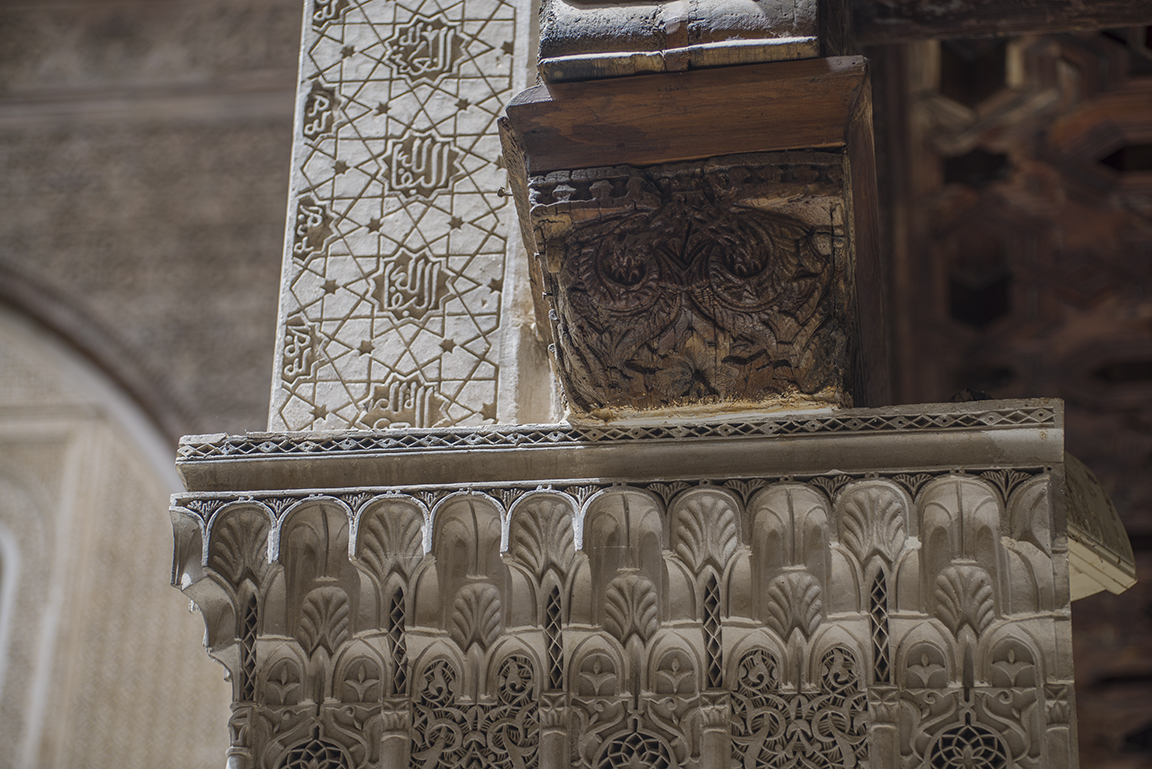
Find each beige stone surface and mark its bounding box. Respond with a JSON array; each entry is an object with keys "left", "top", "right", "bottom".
[
  {"left": 0, "top": 308, "right": 230, "bottom": 769},
  {"left": 171, "top": 399, "right": 1084, "bottom": 769},
  {"left": 0, "top": 0, "right": 300, "bottom": 440},
  {"left": 268, "top": 0, "right": 554, "bottom": 433}
]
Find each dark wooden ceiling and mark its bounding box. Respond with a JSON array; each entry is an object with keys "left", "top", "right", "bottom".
[{"left": 868, "top": 23, "right": 1152, "bottom": 763}]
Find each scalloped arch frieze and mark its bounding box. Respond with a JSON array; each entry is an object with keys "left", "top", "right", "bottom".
[{"left": 176, "top": 460, "right": 1070, "bottom": 769}]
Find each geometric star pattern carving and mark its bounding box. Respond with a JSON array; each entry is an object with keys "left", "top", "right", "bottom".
[{"left": 271, "top": 0, "right": 516, "bottom": 430}]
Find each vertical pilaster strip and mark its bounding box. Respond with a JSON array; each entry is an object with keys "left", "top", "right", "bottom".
[{"left": 271, "top": 0, "right": 528, "bottom": 431}]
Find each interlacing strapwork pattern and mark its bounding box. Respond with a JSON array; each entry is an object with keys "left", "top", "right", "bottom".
[
  {"left": 703, "top": 574, "right": 722, "bottom": 689},
  {"left": 597, "top": 731, "right": 673, "bottom": 769},
  {"left": 240, "top": 594, "right": 258, "bottom": 701},
  {"left": 272, "top": 0, "right": 518, "bottom": 431},
  {"left": 387, "top": 587, "right": 407, "bottom": 696},
  {"left": 869, "top": 572, "right": 891, "bottom": 684},
  {"left": 280, "top": 733, "right": 351, "bottom": 769},
  {"left": 929, "top": 717, "right": 1010, "bottom": 769},
  {"left": 731, "top": 647, "right": 869, "bottom": 769},
  {"left": 410, "top": 656, "right": 540, "bottom": 769}
]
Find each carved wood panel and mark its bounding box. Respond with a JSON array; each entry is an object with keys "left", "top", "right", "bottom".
[{"left": 526, "top": 153, "right": 859, "bottom": 417}]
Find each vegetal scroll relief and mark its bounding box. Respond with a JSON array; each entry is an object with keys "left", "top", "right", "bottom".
[{"left": 175, "top": 470, "right": 1071, "bottom": 769}]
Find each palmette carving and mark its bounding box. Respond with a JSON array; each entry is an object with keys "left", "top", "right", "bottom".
[{"left": 176, "top": 461, "right": 1074, "bottom": 769}]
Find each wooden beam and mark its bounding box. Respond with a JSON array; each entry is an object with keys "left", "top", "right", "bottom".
[
  {"left": 855, "top": 0, "right": 1152, "bottom": 44},
  {"left": 504, "top": 57, "right": 868, "bottom": 174}
]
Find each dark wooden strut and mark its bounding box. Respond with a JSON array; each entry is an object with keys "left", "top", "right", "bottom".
[{"left": 854, "top": 0, "right": 1152, "bottom": 45}]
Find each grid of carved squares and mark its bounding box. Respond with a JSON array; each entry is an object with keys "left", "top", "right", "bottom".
[{"left": 187, "top": 473, "right": 1069, "bottom": 769}]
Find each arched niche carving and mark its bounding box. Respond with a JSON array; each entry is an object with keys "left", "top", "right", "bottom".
[
  {"left": 354, "top": 497, "right": 425, "bottom": 581},
  {"left": 807, "top": 627, "right": 867, "bottom": 690},
  {"left": 567, "top": 554, "right": 594, "bottom": 626},
  {"left": 1002, "top": 478, "right": 1056, "bottom": 615},
  {"left": 920, "top": 477, "right": 1006, "bottom": 602},
  {"left": 723, "top": 549, "right": 753, "bottom": 621},
  {"left": 749, "top": 484, "right": 830, "bottom": 611},
  {"left": 647, "top": 632, "right": 701, "bottom": 696},
  {"left": 411, "top": 646, "right": 464, "bottom": 704},
  {"left": 507, "top": 491, "right": 578, "bottom": 583},
  {"left": 505, "top": 566, "right": 537, "bottom": 630},
  {"left": 727, "top": 631, "right": 788, "bottom": 691},
  {"left": 665, "top": 557, "right": 697, "bottom": 622},
  {"left": 431, "top": 495, "right": 505, "bottom": 598},
  {"left": 582, "top": 489, "right": 665, "bottom": 632},
  {"left": 1007, "top": 478, "right": 1052, "bottom": 556},
  {"left": 184, "top": 573, "right": 242, "bottom": 650},
  {"left": 893, "top": 546, "right": 922, "bottom": 613},
  {"left": 484, "top": 638, "right": 542, "bottom": 702},
  {"left": 332, "top": 638, "right": 388, "bottom": 704},
  {"left": 260, "top": 643, "right": 309, "bottom": 708},
  {"left": 171, "top": 508, "right": 206, "bottom": 588},
  {"left": 429, "top": 495, "right": 507, "bottom": 651},
  {"left": 827, "top": 546, "right": 861, "bottom": 614},
  {"left": 980, "top": 626, "right": 1045, "bottom": 689},
  {"left": 260, "top": 569, "right": 289, "bottom": 639},
  {"left": 668, "top": 487, "right": 741, "bottom": 576},
  {"left": 835, "top": 479, "right": 912, "bottom": 569},
  {"left": 570, "top": 637, "right": 624, "bottom": 698},
  {"left": 279, "top": 500, "right": 363, "bottom": 645},
  {"left": 206, "top": 503, "right": 274, "bottom": 589},
  {"left": 895, "top": 625, "right": 954, "bottom": 689}
]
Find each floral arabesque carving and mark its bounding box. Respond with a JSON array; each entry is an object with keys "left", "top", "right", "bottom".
[
  {"left": 525, "top": 156, "right": 856, "bottom": 416},
  {"left": 410, "top": 656, "right": 540, "bottom": 769},
  {"left": 731, "top": 646, "right": 869, "bottom": 769},
  {"left": 547, "top": 187, "right": 847, "bottom": 414},
  {"left": 174, "top": 466, "right": 1073, "bottom": 769}
]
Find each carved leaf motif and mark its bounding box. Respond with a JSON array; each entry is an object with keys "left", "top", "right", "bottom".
[
  {"left": 510, "top": 497, "right": 576, "bottom": 579},
  {"left": 265, "top": 658, "right": 304, "bottom": 707},
  {"left": 810, "top": 475, "right": 852, "bottom": 502},
  {"left": 603, "top": 574, "right": 659, "bottom": 644},
  {"left": 577, "top": 652, "right": 618, "bottom": 696},
  {"left": 564, "top": 484, "right": 600, "bottom": 506},
  {"left": 673, "top": 493, "right": 739, "bottom": 573},
  {"left": 764, "top": 572, "right": 823, "bottom": 641},
  {"left": 980, "top": 468, "right": 1034, "bottom": 503},
  {"left": 838, "top": 484, "right": 907, "bottom": 565},
  {"left": 449, "top": 582, "right": 502, "bottom": 652},
  {"left": 340, "top": 657, "right": 383, "bottom": 702},
  {"left": 297, "top": 586, "right": 351, "bottom": 656},
  {"left": 934, "top": 565, "right": 996, "bottom": 637},
  {"left": 208, "top": 511, "right": 270, "bottom": 584},
  {"left": 723, "top": 478, "right": 767, "bottom": 505},
  {"left": 892, "top": 472, "right": 934, "bottom": 499},
  {"left": 647, "top": 481, "right": 690, "bottom": 507},
  {"left": 655, "top": 650, "right": 696, "bottom": 695},
  {"left": 357, "top": 502, "right": 424, "bottom": 577}
]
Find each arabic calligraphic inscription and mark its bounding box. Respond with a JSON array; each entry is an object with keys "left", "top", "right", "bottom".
[{"left": 271, "top": 0, "right": 520, "bottom": 430}]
